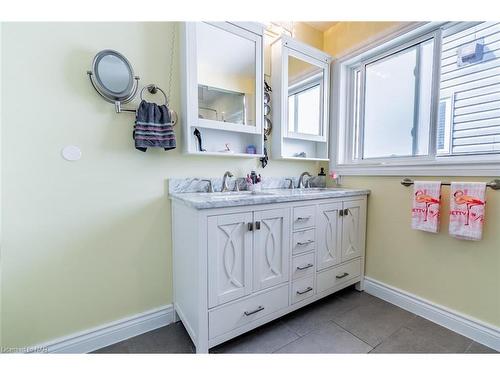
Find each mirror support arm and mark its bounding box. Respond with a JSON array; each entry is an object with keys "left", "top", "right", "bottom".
[{"left": 114, "top": 101, "right": 137, "bottom": 114}]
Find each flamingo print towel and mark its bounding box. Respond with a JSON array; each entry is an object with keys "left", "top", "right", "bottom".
[
  {"left": 449, "top": 182, "right": 486, "bottom": 241},
  {"left": 411, "top": 181, "right": 441, "bottom": 233}
]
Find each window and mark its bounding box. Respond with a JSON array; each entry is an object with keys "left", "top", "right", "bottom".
[
  {"left": 336, "top": 22, "right": 500, "bottom": 175},
  {"left": 360, "top": 39, "right": 434, "bottom": 159}
]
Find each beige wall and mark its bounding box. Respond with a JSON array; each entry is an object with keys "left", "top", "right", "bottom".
[
  {"left": 324, "top": 23, "right": 500, "bottom": 326},
  {"left": 0, "top": 22, "right": 326, "bottom": 347},
  {"left": 323, "top": 21, "right": 400, "bottom": 57}
]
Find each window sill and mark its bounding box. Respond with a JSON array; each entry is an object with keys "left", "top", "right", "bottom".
[{"left": 334, "top": 160, "right": 500, "bottom": 177}]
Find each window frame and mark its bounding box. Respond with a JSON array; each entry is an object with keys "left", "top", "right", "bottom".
[{"left": 332, "top": 22, "right": 500, "bottom": 176}]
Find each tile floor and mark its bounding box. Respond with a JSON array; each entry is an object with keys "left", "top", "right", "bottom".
[{"left": 94, "top": 287, "right": 497, "bottom": 354}]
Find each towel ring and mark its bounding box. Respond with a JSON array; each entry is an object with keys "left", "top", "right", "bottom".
[
  {"left": 140, "top": 84, "right": 168, "bottom": 105},
  {"left": 139, "top": 84, "right": 177, "bottom": 126}
]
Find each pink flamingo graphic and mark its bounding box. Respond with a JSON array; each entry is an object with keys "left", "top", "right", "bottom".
[
  {"left": 454, "top": 190, "right": 485, "bottom": 226},
  {"left": 415, "top": 190, "right": 440, "bottom": 222}
]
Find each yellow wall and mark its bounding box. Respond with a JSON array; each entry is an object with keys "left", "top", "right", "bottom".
[
  {"left": 324, "top": 23, "right": 500, "bottom": 326},
  {"left": 323, "top": 21, "right": 400, "bottom": 57},
  {"left": 0, "top": 22, "right": 326, "bottom": 347}
]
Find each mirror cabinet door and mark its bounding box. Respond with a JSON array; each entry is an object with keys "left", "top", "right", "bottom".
[
  {"left": 287, "top": 53, "right": 325, "bottom": 138},
  {"left": 196, "top": 22, "right": 259, "bottom": 129}
]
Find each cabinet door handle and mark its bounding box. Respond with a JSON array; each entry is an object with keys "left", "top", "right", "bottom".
[
  {"left": 297, "top": 240, "right": 314, "bottom": 246},
  {"left": 336, "top": 272, "right": 349, "bottom": 279},
  {"left": 296, "top": 263, "right": 313, "bottom": 270},
  {"left": 344, "top": 208, "right": 349, "bottom": 216},
  {"left": 339, "top": 210, "right": 344, "bottom": 217},
  {"left": 296, "top": 286, "right": 313, "bottom": 295},
  {"left": 296, "top": 216, "right": 311, "bottom": 221},
  {"left": 248, "top": 222, "right": 253, "bottom": 231},
  {"left": 255, "top": 221, "right": 261, "bottom": 230},
  {"left": 244, "top": 305, "right": 264, "bottom": 316}
]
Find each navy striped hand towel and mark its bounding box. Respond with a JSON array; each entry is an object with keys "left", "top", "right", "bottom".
[{"left": 134, "top": 100, "right": 176, "bottom": 152}]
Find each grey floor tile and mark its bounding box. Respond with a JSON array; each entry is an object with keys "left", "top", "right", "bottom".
[
  {"left": 465, "top": 341, "right": 498, "bottom": 354},
  {"left": 276, "top": 321, "right": 372, "bottom": 353},
  {"left": 403, "top": 316, "right": 472, "bottom": 353},
  {"left": 332, "top": 296, "right": 415, "bottom": 347},
  {"left": 371, "top": 326, "right": 456, "bottom": 353},
  {"left": 93, "top": 340, "right": 131, "bottom": 354},
  {"left": 279, "top": 289, "right": 374, "bottom": 336},
  {"left": 211, "top": 321, "right": 300, "bottom": 354},
  {"left": 281, "top": 295, "right": 358, "bottom": 337},
  {"left": 93, "top": 322, "right": 194, "bottom": 354}
]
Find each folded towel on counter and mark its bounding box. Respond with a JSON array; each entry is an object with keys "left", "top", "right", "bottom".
[
  {"left": 449, "top": 182, "right": 486, "bottom": 241},
  {"left": 411, "top": 181, "right": 441, "bottom": 233},
  {"left": 134, "top": 100, "right": 176, "bottom": 152}
]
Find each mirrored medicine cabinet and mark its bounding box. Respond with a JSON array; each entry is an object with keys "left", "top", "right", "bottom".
[
  {"left": 271, "top": 35, "right": 332, "bottom": 161},
  {"left": 181, "top": 22, "right": 264, "bottom": 157}
]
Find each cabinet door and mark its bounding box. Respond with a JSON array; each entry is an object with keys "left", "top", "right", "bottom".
[
  {"left": 316, "top": 202, "right": 342, "bottom": 270},
  {"left": 341, "top": 200, "right": 366, "bottom": 262},
  {"left": 208, "top": 212, "right": 253, "bottom": 308},
  {"left": 253, "top": 208, "right": 290, "bottom": 291}
]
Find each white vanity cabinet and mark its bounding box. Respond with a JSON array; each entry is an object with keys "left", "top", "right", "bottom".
[{"left": 171, "top": 195, "right": 367, "bottom": 353}]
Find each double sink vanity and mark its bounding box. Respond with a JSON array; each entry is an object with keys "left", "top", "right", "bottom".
[
  {"left": 173, "top": 21, "right": 368, "bottom": 354},
  {"left": 170, "top": 175, "right": 369, "bottom": 353}
]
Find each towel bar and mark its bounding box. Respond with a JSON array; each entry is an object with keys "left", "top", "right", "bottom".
[{"left": 401, "top": 178, "right": 500, "bottom": 190}]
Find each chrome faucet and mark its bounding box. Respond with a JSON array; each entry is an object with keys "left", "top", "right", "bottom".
[
  {"left": 200, "top": 179, "right": 213, "bottom": 193},
  {"left": 297, "top": 172, "right": 312, "bottom": 189},
  {"left": 221, "top": 171, "right": 234, "bottom": 192}
]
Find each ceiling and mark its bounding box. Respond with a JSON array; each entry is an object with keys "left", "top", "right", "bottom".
[{"left": 303, "top": 22, "right": 338, "bottom": 32}]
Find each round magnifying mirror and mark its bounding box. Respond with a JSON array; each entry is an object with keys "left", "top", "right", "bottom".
[{"left": 89, "top": 50, "right": 138, "bottom": 104}]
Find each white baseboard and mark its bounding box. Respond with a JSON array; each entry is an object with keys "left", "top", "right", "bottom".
[
  {"left": 36, "top": 305, "right": 173, "bottom": 353},
  {"left": 364, "top": 277, "right": 500, "bottom": 351}
]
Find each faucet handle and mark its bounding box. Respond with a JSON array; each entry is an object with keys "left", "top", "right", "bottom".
[
  {"left": 201, "top": 179, "right": 213, "bottom": 193},
  {"left": 285, "top": 178, "right": 294, "bottom": 189}
]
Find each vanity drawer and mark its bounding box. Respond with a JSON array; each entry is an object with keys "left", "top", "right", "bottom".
[
  {"left": 292, "top": 229, "right": 315, "bottom": 254},
  {"left": 293, "top": 205, "right": 316, "bottom": 230},
  {"left": 208, "top": 284, "right": 288, "bottom": 339},
  {"left": 292, "top": 252, "right": 315, "bottom": 280},
  {"left": 291, "top": 275, "right": 315, "bottom": 304},
  {"left": 317, "top": 258, "right": 361, "bottom": 294}
]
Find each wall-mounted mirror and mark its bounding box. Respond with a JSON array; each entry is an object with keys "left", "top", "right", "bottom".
[
  {"left": 87, "top": 50, "right": 139, "bottom": 104},
  {"left": 181, "top": 22, "right": 264, "bottom": 157},
  {"left": 195, "top": 22, "right": 260, "bottom": 130},
  {"left": 271, "top": 36, "right": 331, "bottom": 161},
  {"left": 287, "top": 56, "right": 324, "bottom": 137}
]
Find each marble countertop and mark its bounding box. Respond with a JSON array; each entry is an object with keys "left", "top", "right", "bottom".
[{"left": 169, "top": 188, "right": 370, "bottom": 209}]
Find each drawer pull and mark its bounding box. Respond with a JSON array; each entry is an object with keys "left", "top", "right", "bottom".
[
  {"left": 296, "top": 216, "right": 311, "bottom": 221},
  {"left": 297, "top": 240, "right": 314, "bottom": 246},
  {"left": 296, "top": 263, "right": 313, "bottom": 271},
  {"left": 244, "top": 305, "right": 264, "bottom": 316},
  {"left": 296, "top": 286, "right": 313, "bottom": 295},
  {"left": 336, "top": 272, "right": 349, "bottom": 279}
]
